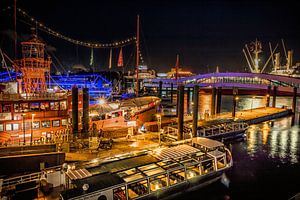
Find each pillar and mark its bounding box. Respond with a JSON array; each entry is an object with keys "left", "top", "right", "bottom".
[
  {"left": 216, "top": 87, "right": 222, "bottom": 114},
  {"left": 170, "top": 83, "right": 174, "bottom": 103},
  {"left": 72, "top": 86, "right": 79, "bottom": 137},
  {"left": 158, "top": 81, "right": 163, "bottom": 98},
  {"left": 192, "top": 85, "right": 199, "bottom": 137},
  {"left": 186, "top": 87, "right": 190, "bottom": 114},
  {"left": 266, "top": 85, "right": 271, "bottom": 107},
  {"left": 211, "top": 87, "right": 216, "bottom": 116},
  {"left": 292, "top": 87, "right": 297, "bottom": 113},
  {"left": 232, "top": 88, "right": 238, "bottom": 118},
  {"left": 82, "top": 88, "right": 89, "bottom": 138},
  {"left": 177, "top": 85, "right": 184, "bottom": 141},
  {"left": 176, "top": 89, "right": 179, "bottom": 116},
  {"left": 272, "top": 86, "right": 277, "bottom": 108}
]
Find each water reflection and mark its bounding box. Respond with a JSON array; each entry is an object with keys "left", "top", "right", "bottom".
[{"left": 246, "top": 117, "right": 300, "bottom": 164}]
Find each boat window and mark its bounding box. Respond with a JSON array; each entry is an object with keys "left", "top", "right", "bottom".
[
  {"left": 60, "top": 101, "right": 67, "bottom": 110},
  {"left": 40, "top": 102, "right": 50, "bottom": 111},
  {"left": 50, "top": 102, "right": 59, "bottom": 110},
  {"left": 113, "top": 186, "right": 127, "bottom": 200},
  {"left": 186, "top": 164, "right": 200, "bottom": 179},
  {"left": 127, "top": 179, "right": 149, "bottom": 199},
  {"left": 42, "top": 120, "right": 51, "bottom": 128},
  {"left": 138, "top": 163, "right": 158, "bottom": 172},
  {"left": 2, "top": 104, "right": 11, "bottom": 113},
  {"left": 217, "top": 156, "right": 226, "bottom": 169},
  {"left": 12, "top": 123, "right": 19, "bottom": 130},
  {"left": 201, "top": 159, "right": 215, "bottom": 174},
  {"left": 118, "top": 168, "right": 138, "bottom": 178},
  {"left": 20, "top": 103, "right": 29, "bottom": 112},
  {"left": 169, "top": 169, "right": 185, "bottom": 185},
  {"left": 5, "top": 124, "right": 12, "bottom": 131},
  {"left": 52, "top": 120, "right": 60, "bottom": 127},
  {"left": 123, "top": 173, "right": 145, "bottom": 182},
  {"left": 150, "top": 174, "right": 168, "bottom": 192},
  {"left": 14, "top": 104, "right": 20, "bottom": 112},
  {"left": 143, "top": 167, "right": 164, "bottom": 177},
  {"left": 32, "top": 121, "right": 40, "bottom": 129},
  {"left": 30, "top": 103, "right": 40, "bottom": 111}
]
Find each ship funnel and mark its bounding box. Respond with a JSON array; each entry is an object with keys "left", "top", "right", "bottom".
[
  {"left": 274, "top": 53, "right": 280, "bottom": 71},
  {"left": 287, "top": 50, "right": 293, "bottom": 69}
]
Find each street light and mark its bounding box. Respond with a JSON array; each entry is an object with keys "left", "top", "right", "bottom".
[
  {"left": 22, "top": 113, "right": 26, "bottom": 145},
  {"left": 31, "top": 113, "right": 36, "bottom": 145}
]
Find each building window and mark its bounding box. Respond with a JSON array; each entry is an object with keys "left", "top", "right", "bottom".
[
  {"left": 0, "top": 124, "right": 3, "bottom": 132},
  {"left": 52, "top": 120, "right": 60, "bottom": 127},
  {"left": 2, "top": 104, "right": 11, "bottom": 112},
  {"left": 13, "top": 124, "right": 19, "bottom": 130},
  {"left": 6, "top": 124, "right": 12, "bottom": 131},
  {"left": 21, "top": 103, "right": 29, "bottom": 112},
  {"left": 42, "top": 120, "right": 51, "bottom": 128},
  {"left": 14, "top": 104, "right": 20, "bottom": 112},
  {"left": 33, "top": 121, "right": 40, "bottom": 129}
]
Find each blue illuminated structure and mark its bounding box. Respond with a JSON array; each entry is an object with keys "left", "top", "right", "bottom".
[
  {"left": 51, "top": 73, "right": 112, "bottom": 103},
  {"left": 0, "top": 71, "right": 113, "bottom": 104}
]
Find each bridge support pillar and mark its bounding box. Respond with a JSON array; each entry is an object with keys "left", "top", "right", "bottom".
[
  {"left": 170, "top": 83, "right": 174, "bottom": 103},
  {"left": 158, "top": 81, "right": 163, "bottom": 98},
  {"left": 186, "top": 87, "right": 191, "bottom": 114},
  {"left": 292, "top": 87, "right": 297, "bottom": 113},
  {"left": 82, "top": 88, "right": 89, "bottom": 138},
  {"left": 232, "top": 88, "right": 238, "bottom": 118},
  {"left": 216, "top": 87, "right": 222, "bottom": 114},
  {"left": 177, "top": 85, "right": 184, "bottom": 140},
  {"left": 192, "top": 85, "right": 199, "bottom": 137},
  {"left": 72, "top": 86, "right": 79, "bottom": 138},
  {"left": 211, "top": 87, "right": 216, "bottom": 116},
  {"left": 272, "top": 86, "right": 277, "bottom": 108},
  {"left": 266, "top": 85, "right": 271, "bottom": 107}
]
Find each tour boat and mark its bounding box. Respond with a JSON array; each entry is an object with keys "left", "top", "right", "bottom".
[{"left": 60, "top": 137, "right": 233, "bottom": 200}]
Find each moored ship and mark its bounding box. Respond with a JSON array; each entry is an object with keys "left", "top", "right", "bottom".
[{"left": 60, "top": 137, "right": 233, "bottom": 200}]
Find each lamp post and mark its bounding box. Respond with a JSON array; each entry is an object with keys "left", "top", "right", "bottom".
[
  {"left": 31, "top": 113, "right": 35, "bottom": 145},
  {"left": 156, "top": 114, "right": 162, "bottom": 145},
  {"left": 233, "top": 96, "right": 239, "bottom": 118},
  {"left": 251, "top": 96, "right": 256, "bottom": 112},
  {"left": 22, "top": 113, "right": 26, "bottom": 145}
]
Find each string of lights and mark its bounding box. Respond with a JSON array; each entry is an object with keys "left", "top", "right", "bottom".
[{"left": 5, "top": 6, "right": 136, "bottom": 49}]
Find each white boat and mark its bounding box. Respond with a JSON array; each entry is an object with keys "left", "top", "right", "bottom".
[{"left": 60, "top": 137, "right": 233, "bottom": 200}]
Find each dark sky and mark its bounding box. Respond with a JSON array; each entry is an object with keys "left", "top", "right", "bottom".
[{"left": 1, "top": 0, "right": 300, "bottom": 73}]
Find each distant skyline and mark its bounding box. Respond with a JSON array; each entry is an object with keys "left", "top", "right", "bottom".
[{"left": 1, "top": 0, "right": 300, "bottom": 73}]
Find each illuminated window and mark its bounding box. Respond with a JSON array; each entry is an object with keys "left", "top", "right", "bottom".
[
  {"left": 30, "top": 103, "right": 40, "bottom": 111},
  {"left": 60, "top": 101, "right": 67, "bottom": 110},
  {"left": 42, "top": 120, "right": 51, "bottom": 128},
  {"left": 52, "top": 120, "right": 60, "bottom": 127},
  {"left": 50, "top": 102, "right": 59, "bottom": 110},
  {"left": 40, "top": 102, "right": 50, "bottom": 111},
  {"left": 0, "top": 124, "right": 3, "bottom": 132},
  {"left": 33, "top": 121, "right": 40, "bottom": 129},
  {"left": 13, "top": 124, "right": 19, "bottom": 130},
  {"left": 6, "top": 124, "right": 12, "bottom": 131},
  {"left": 62, "top": 119, "right": 67, "bottom": 126}
]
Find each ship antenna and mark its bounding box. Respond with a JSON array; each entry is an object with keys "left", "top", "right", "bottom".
[{"left": 281, "top": 39, "right": 288, "bottom": 60}]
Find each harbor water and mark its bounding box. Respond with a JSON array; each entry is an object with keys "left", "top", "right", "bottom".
[{"left": 177, "top": 95, "right": 300, "bottom": 199}]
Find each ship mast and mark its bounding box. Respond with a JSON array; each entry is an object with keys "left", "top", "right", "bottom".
[
  {"left": 136, "top": 15, "right": 140, "bottom": 97},
  {"left": 13, "top": 0, "right": 17, "bottom": 59}
]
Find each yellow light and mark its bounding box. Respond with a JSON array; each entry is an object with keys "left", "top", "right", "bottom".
[
  {"left": 235, "top": 96, "right": 239, "bottom": 101},
  {"left": 98, "top": 98, "right": 106, "bottom": 105}
]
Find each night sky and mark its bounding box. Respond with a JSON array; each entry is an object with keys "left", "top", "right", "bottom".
[{"left": 1, "top": 0, "right": 300, "bottom": 74}]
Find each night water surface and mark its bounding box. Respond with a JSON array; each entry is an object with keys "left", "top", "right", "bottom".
[{"left": 176, "top": 95, "right": 300, "bottom": 200}]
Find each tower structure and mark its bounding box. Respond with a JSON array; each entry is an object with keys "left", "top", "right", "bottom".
[{"left": 15, "top": 32, "right": 51, "bottom": 93}]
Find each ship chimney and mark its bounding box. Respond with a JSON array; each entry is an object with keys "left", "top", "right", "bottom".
[
  {"left": 287, "top": 50, "right": 293, "bottom": 69},
  {"left": 274, "top": 53, "right": 280, "bottom": 71}
]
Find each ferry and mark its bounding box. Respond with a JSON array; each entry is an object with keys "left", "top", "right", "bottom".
[{"left": 60, "top": 137, "right": 232, "bottom": 200}]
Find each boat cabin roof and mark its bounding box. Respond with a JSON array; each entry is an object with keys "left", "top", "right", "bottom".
[
  {"left": 151, "top": 144, "right": 200, "bottom": 160},
  {"left": 192, "top": 137, "right": 224, "bottom": 149},
  {"left": 61, "top": 173, "right": 125, "bottom": 199}
]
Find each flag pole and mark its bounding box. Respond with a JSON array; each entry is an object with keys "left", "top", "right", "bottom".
[{"left": 136, "top": 15, "right": 140, "bottom": 97}]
